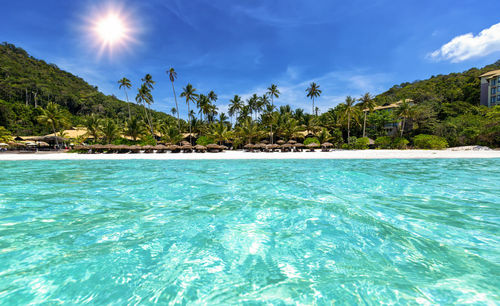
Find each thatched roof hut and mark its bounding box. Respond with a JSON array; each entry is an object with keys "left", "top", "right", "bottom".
[
  {"left": 194, "top": 145, "right": 207, "bottom": 152},
  {"left": 306, "top": 143, "right": 319, "bottom": 151},
  {"left": 181, "top": 144, "right": 193, "bottom": 152},
  {"left": 168, "top": 145, "right": 181, "bottom": 152},
  {"left": 321, "top": 142, "right": 333, "bottom": 148},
  {"left": 288, "top": 140, "right": 297, "bottom": 144},
  {"left": 277, "top": 140, "right": 285, "bottom": 145}
]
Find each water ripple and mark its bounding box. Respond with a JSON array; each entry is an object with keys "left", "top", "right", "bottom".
[{"left": 0, "top": 159, "right": 499, "bottom": 304}]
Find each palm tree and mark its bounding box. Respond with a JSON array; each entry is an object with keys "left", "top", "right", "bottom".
[
  {"left": 161, "top": 125, "right": 183, "bottom": 144},
  {"left": 141, "top": 74, "right": 155, "bottom": 90},
  {"left": 266, "top": 84, "right": 280, "bottom": 143},
  {"left": 171, "top": 107, "right": 177, "bottom": 117},
  {"left": 37, "top": 102, "right": 66, "bottom": 148},
  {"left": 136, "top": 84, "right": 154, "bottom": 135},
  {"left": 118, "top": 77, "right": 132, "bottom": 120},
  {"left": 317, "top": 128, "right": 332, "bottom": 144},
  {"left": 228, "top": 95, "right": 243, "bottom": 126},
  {"left": 395, "top": 100, "right": 413, "bottom": 137},
  {"left": 180, "top": 83, "right": 199, "bottom": 142},
  {"left": 342, "top": 96, "right": 359, "bottom": 143},
  {"left": 101, "top": 118, "right": 119, "bottom": 144},
  {"left": 84, "top": 115, "right": 101, "bottom": 142},
  {"left": 125, "top": 116, "right": 144, "bottom": 141},
  {"left": 167, "top": 68, "right": 181, "bottom": 130},
  {"left": 236, "top": 117, "right": 263, "bottom": 144},
  {"left": 359, "top": 92, "right": 376, "bottom": 138},
  {"left": 248, "top": 94, "right": 260, "bottom": 120},
  {"left": 306, "top": 82, "right": 322, "bottom": 115}
]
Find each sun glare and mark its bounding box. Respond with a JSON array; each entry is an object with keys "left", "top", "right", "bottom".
[
  {"left": 82, "top": 3, "right": 140, "bottom": 58},
  {"left": 96, "top": 14, "right": 125, "bottom": 44}
]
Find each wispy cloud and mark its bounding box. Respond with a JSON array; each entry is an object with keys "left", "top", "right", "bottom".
[
  {"left": 234, "top": 68, "right": 391, "bottom": 113},
  {"left": 429, "top": 22, "right": 500, "bottom": 63}
]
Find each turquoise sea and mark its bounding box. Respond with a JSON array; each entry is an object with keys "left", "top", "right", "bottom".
[{"left": 0, "top": 159, "right": 499, "bottom": 304}]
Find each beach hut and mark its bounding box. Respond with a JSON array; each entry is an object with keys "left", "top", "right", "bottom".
[
  {"left": 206, "top": 143, "right": 221, "bottom": 153},
  {"left": 243, "top": 143, "right": 255, "bottom": 152},
  {"left": 280, "top": 143, "right": 293, "bottom": 152},
  {"left": 168, "top": 144, "right": 181, "bottom": 153},
  {"left": 321, "top": 142, "right": 333, "bottom": 152},
  {"left": 306, "top": 143, "right": 320, "bottom": 152},
  {"left": 194, "top": 145, "right": 207, "bottom": 153},
  {"left": 181, "top": 144, "right": 193, "bottom": 153},
  {"left": 266, "top": 144, "right": 279, "bottom": 152}
]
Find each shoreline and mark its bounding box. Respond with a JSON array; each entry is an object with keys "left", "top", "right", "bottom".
[{"left": 1, "top": 150, "right": 500, "bottom": 161}]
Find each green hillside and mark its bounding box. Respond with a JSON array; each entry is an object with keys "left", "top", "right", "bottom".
[{"left": 0, "top": 42, "right": 173, "bottom": 135}]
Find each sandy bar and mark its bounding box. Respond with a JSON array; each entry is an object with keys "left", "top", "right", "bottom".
[{"left": 0, "top": 150, "right": 499, "bottom": 161}]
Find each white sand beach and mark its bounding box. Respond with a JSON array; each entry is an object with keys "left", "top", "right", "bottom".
[{"left": 1, "top": 149, "right": 499, "bottom": 161}]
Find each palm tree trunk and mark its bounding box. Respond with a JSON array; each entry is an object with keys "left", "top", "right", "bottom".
[
  {"left": 52, "top": 123, "right": 59, "bottom": 149},
  {"left": 347, "top": 116, "right": 351, "bottom": 143},
  {"left": 400, "top": 118, "right": 405, "bottom": 137},
  {"left": 124, "top": 89, "right": 131, "bottom": 120},
  {"left": 270, "top": 97, "right": 274, "bottom": 144},
  {"left": 312, "top": 98, "right": 315, "bottom": 116},
  {"left": 171, "top": 82, "right": 180, "bottom": 130},
  {"left": 363, "top": 111, "right": 367, "bottom": 138},
  {"left": 187, "top": 101, "right": 192, "bottom": 143}
]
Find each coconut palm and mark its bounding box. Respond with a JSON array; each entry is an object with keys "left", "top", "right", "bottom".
[
  {"left": 180, "top": 83, "right": 199, "bottom": 142},
  {"left": 197, "top": 94, "right": 210, "bottom": 121},
  {"left": 306, "top": 82, "right": 322, "bottom": 115},
  {"left": 136, "top": 84, "right": 154, "bottom": 135},
  {"left": 228, "top": 95, "right": 243, "bottom": 125},
  {"left": 342, "top": 96, "right": 359, "bottom": 143},
  {"left": 161, "top": 125, "right": 183, "bottom": 144},
  {"left": 247, "top": 94, "right": 260, "bottom": 120},
  {"left": 236, "top": 117, "right": 263, "bottom": 144},
  {"left": 125, "top": 116, "right": 144, "bottom": 141},
  {"left": 359, "top": 92, "right": 376, "bottom": 138},
  {"left": 167, "top": 68, "right": 181, "bottom": 130},
  {"left": 395, "top": 100, "right": 413, "bottom": 137},
  {"left": 141, "top": 74, "right": 155, "bottom": 90},
  {"left": 84, "top": 115, "right": 101, "bottom": 142},
  {"left": 171, "top": 107, "right": 177, "bottom": 117},
  {"left": 118, "top": 77, "right": 132, "bottom": 120},
  {"left": 100, "top": 118, "right": 119, "bottom": 144},
  {"left": 37, "top": 102, "right": 66, "bottom": 148},
  {"left": 317, "top": 128, "right": 332, "bottom": 144},
  {"left": 266, "top": 84, "right": 280, "bottom": 143}
]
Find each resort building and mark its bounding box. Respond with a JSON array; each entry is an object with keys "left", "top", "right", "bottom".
[
  {"left": 479, "top": 70, "right": 500, "bottom": 107},
  {"left": 366, "top": 99, "right": 413, "bottom": 136}
]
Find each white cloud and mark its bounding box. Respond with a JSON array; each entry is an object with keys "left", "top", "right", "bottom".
[{"left": 430, "top": 23, "right": 500, "bottom": 63}]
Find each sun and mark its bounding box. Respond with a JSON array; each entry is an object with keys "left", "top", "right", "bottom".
[
  {"left": 95, "top": 14, "right": 126, "bottom": 45},
  {"left": 82, "top": 3, "right": 140, "bottom": 58}
]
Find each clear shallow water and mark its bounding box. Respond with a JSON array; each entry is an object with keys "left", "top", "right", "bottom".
[{"left": 0, "top": 159, "right": 499, "bottom": 304}]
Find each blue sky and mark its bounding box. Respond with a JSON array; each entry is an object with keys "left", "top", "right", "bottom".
[{"left": 2, "top": 0, "right": 500, "bottom": 117}]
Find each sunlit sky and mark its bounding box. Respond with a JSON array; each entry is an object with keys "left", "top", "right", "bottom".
[{"left": 2, "top": 0, "right": 500, "bottom": 117}]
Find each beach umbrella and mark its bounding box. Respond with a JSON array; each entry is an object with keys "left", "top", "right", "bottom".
[
  {"left": 287, "top": 140, "right": 297, "bottom": 144},
  {"left": 194, "top": 145, "right": 207, "bottom": 152},
  {"left": 219, "top": 145, "right": 228, "bottom": 150},
  {"left": 277, "top": 140, "right": 285, "bottom": 145},
  {"left": 181, "top": 141, "right": 190, "bottom": 146},
  {"left": 306, "top": 143, "right": 319, "bottom": 151},
  {"left": 261, "top": 139, "right": 269, "bottom": 144},
  {"left": 321, "top": 142, "right": 333, "bottom": 148},
  {"left": 168, "top": 145, "right": 180, "bottom": 152}
]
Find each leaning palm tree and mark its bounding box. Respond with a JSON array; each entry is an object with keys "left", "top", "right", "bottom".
[
  {"left": 37, "top": 102, "right": 66, "bottom": 148},
  {"left": 135, "top": 84, "right": 154, "bottom": 135},
  {"left": 342, "top": 96, "right": 359, "bottom": 143},
  {"left": 228, "top": 95, "right": 243, "bottom": 126},
  {"left": 395, "top": 100, "right": 413, "bottom": 137},
  {"left": 266, "top": 84, "right": 280, "bottom": 144},
  {"left": 306, "top": 82, "right": 322, "bottom": 116},
  {"left": 359, "top": 92, "right": 376, "bottom": 138},
  {"left": 180, "top": 83, "right": 199, "bottom": 142},
  {"left": 167, "top": 68, "right": 181, "bottom": 130},
  {"left": 118, "top": 77, "right": 132, "bottom": 120}
]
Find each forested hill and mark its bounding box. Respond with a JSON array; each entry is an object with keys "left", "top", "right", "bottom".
[
  {"left": 374, "top": 60, "right": 500, "bottom": 106},
  {"left": 0, "top": 42, "right": 172, "bottom": 135}
]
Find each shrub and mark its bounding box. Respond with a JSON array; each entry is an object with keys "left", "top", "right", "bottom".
[
  {"left": 330, "top": 128, "right": 344, "bottom": 148},
  {"left": 354, "top": 137, "right": 370, "bottom": 150},
  {"left": 392, "top": 137, "right": 409, "bottom": 149},
  {"left": 139, "top": 134, "right": 157, "bottom": 146},
  {"left": 375, "top": 136, "right": 409, "bottom": 149},
  {"left": 196, "top": 136, "right": 215, "bottom": 146},
  {"left": 375, "top": 136, "right": 392, "bottom": 149},
  {"left": 304, "top": 137, "right": 320, "bottom": 146},
  {"left": 413, "top": 134, "right": 448, "bottom": 149}
]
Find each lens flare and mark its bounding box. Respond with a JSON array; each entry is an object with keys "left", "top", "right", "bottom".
[{"left": 82, "top": 2, "right": 141, "bottom": 58}]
